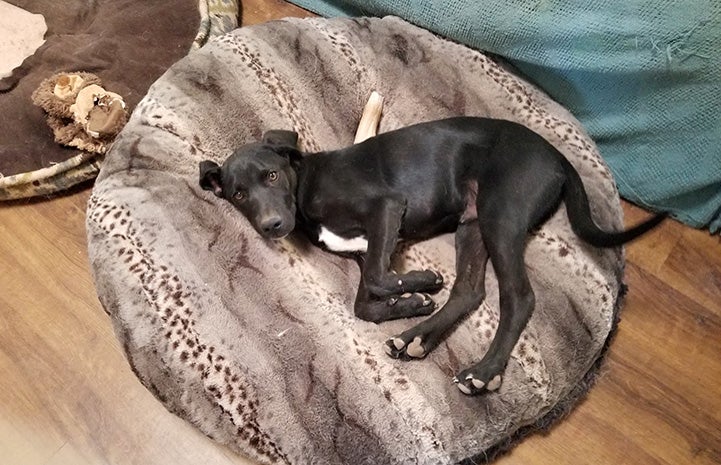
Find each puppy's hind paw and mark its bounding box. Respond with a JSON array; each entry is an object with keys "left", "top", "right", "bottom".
[
  {"left": 453, "top": 371, "right": 503, "bottom": 396},
  {"left": 384, "top": 334, "right": 429, "bottom": 360},
  {"left": 385, "top": 334, "right": 428, "bottom": 358},
  {"left": 384, "top": 337, "right": 406, "bottom": 358},
  {"left": 406, "top": 336, "right": 427, "bottom": 358}
]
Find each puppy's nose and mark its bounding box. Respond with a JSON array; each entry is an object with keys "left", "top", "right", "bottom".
[{"left": 260, "top": 216, "right": 283, "bottom": 235}]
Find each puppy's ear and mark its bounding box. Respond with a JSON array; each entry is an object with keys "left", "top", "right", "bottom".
[
  {"left": 199, "top": 160, "right": 223, "bottom": 197},
  {"left": 274, "top": 146, "right": 304, "bottom": 169},
  {"left": 262, "top": 130, "right": 299, "bottom": 148}
]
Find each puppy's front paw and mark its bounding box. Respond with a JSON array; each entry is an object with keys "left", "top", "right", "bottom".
[
  {"left": 397, "top": 269, "right": 444, "bottom": 294},
  {"left": 426, "top": 269, "right": 444, "bottom": 286}
]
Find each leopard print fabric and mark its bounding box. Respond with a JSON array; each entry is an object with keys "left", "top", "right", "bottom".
[{"left": 87, "top": 17, "right": 624, "bottom": 465}]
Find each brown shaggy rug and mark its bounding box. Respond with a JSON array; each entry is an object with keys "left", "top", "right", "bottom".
[
  {"left": 87, "top": 16, "right": 626, "bottom": 464},
  {"left": 0, "top": 0, "right": 238, "bottom": 200}
]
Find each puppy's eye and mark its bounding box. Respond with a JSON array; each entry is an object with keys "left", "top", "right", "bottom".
[
  {"left": 233, "top": 191, "right": 246, "bottom": 202},
  {"left": 267, "top": 171, "right": 278, "bottom": 182}
]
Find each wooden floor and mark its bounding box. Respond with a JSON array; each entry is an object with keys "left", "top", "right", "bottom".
[{"left": 2, "top": 2, "right": 720, "bottom": 464}]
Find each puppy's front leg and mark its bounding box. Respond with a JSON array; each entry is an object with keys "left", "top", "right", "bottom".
[
  {"left": 353, "top": 197, "right": 440, "bottom": 323},
  {"left": 362, "top": 197, "right": 443, "bottom": 297}
]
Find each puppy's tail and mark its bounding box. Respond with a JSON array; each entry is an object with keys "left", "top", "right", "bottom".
[{"left": 560, "top": 157, "right": 666, "bottom": 247}]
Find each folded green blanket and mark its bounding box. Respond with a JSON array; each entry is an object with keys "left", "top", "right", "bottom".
[{"left": 288, "top": 0, "right": 721, "bottom": 232}]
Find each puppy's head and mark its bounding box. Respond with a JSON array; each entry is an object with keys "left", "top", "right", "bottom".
[{"left": 199, "top": 130, "right": 301, "bottom": 239}]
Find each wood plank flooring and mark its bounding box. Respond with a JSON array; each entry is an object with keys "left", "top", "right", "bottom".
[{"left": 1, "top": 1, "right": 719, "bottom": 464}]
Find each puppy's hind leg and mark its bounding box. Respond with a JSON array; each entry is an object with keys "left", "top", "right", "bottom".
[
  {"left": 454, "top": 165, "right": 560, "bottom": 395},
  {"left": 454, "top": 218, "right": 535, "bottom": 395},
  {"left": 385, "top": 221, "right": 488, "bottom": 359}
]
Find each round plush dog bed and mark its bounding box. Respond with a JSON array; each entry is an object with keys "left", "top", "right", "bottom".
[{"left": 87, "top": 16, "right": 625, "bottom": 465}]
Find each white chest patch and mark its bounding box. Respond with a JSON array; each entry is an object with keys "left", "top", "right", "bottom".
[{"left": 317, "top": 226, "right": 368, "bottom": 253}]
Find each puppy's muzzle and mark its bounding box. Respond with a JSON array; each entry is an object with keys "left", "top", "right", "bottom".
[{"left": 259, "top": 215, "right": 293, "bottom": 239}]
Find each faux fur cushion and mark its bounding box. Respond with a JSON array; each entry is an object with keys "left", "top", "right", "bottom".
[{"left": 87, "top": 16, "right": 625, "bottom": 465}]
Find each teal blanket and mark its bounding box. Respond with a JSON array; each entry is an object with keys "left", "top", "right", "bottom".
[{"left": 287, "top": 0, "right": 721, "bottom": 232}]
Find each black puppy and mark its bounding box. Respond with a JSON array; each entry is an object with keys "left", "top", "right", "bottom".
[{"left": 200, "top": 117, "right": 664, "bottom": 395}]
